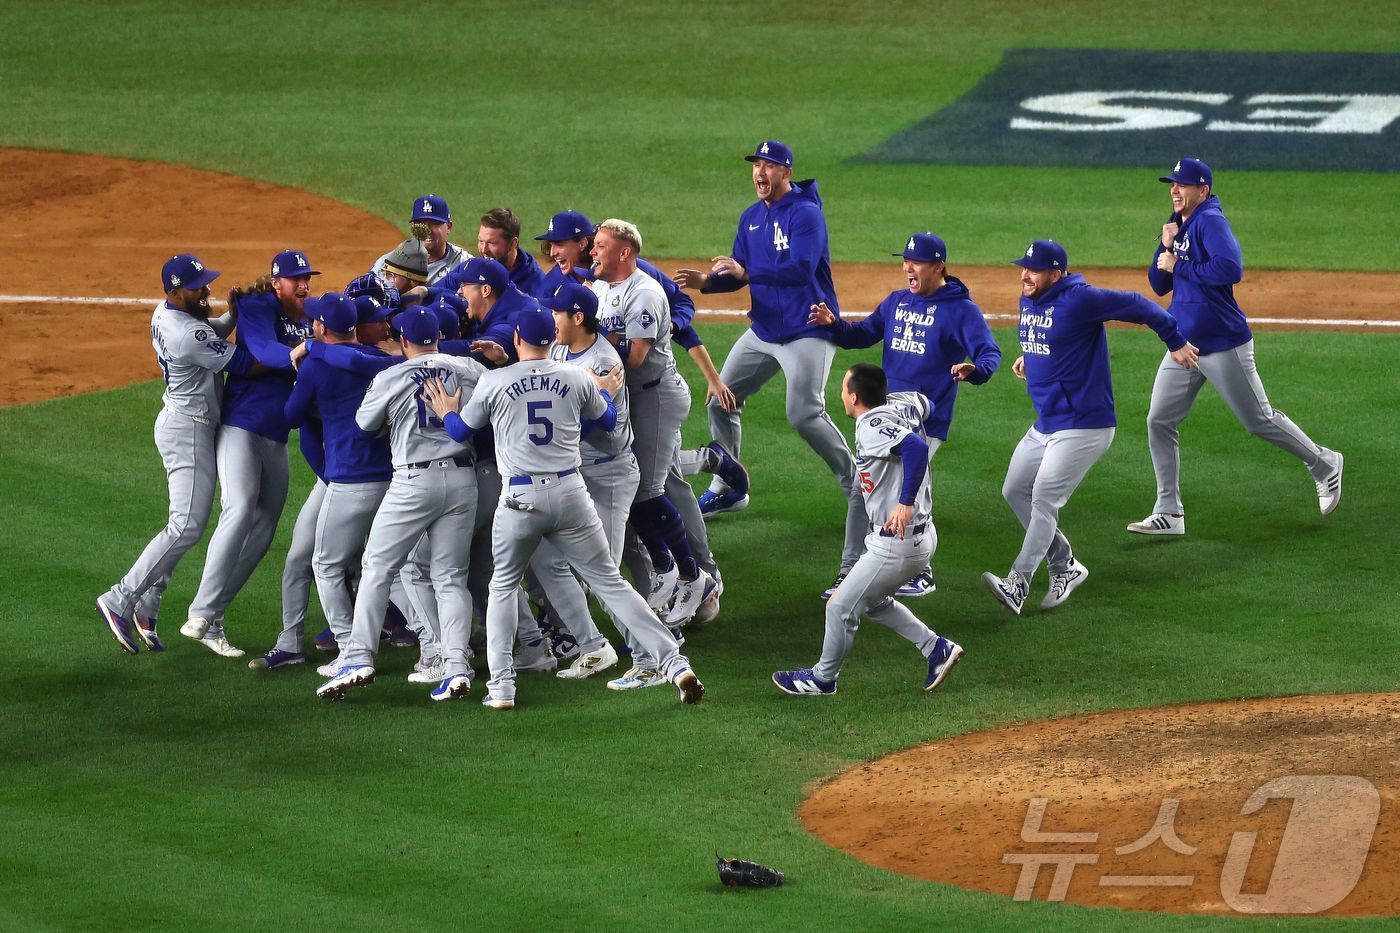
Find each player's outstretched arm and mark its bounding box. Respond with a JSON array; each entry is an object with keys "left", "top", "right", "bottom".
[{"left": 685, "top": 344, "right": 736, "bottom": 411}]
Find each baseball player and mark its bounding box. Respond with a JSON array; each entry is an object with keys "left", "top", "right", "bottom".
[
  {"left": 420, "top": 306, "right": 705, "bottom": 708},
  {"left": 983, "top": 241, "right": 1198, "bottom": 615},
  {"left": 373, "top": 195, "right": 472, "bottom": 287},
  {"left": 1129, "top": 158, "right": 1344, "bottom": 535},
  {"left": 477, "top": 207, "right": 546, "bottom": 299},
  {"left": 95, "top": 254, "right": 265, "bottom": 653},
  {"left": 772, "top": 363, "right": 962, "bottom": 695},
  {"left": 439, "top": 257, "right": 541, "bottom": 367},
  {"left": 181, "top": 249, "right": 318, "bottom": 657},
  {"left": 378, "top": 239, "right": 430, "bottom": 296},
  {"left": 674, "top": 140, "right": 865, "bottom": 594},
  {"left": 592, "top": 219, "right": 713, "bottom": 624},
  {"left": 810, "top": 232, "right": 1001, "bottom": 598},
  {"left": 316, "top": 306, "right": 487, "bottom": 701}
]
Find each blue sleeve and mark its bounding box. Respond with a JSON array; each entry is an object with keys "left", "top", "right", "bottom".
[
  {"left": 954, "top": 306, "right": 1002, "bottom": 385},
  {"left": 224, "top": 344, "right": 257, "bottom": 377},
  {"left": 283, "top": 364, "right": 317, "bottom": 429},
  {"left": 298, "top": 419, "right": 326, "bottom": 481},
  {"left": 831, "top": 299, "right": 887, "bottom": 350},
  {"left": 238, "top": 299, "right": 295, "bottom": 368},
  {"left": 1174, "top": 214, "right": 1244, "bottom": 286},
  {"left": 475, "top": 320, "right": 520, "bottom": 366},
  {"left": 894, "top": 433, "right": 929, "bottom": 506},
  {"left": 1147, "top": 242, "right": 1175, "bottom": 296},
  {"left": 673, "top": 325, "right": 703, "bottom": 350},
  {"left": 581, "top": 390, "right": 618, "bottom": 435},
  {"left": 441, "top": 410, "right": 476, "bottom": 443},
  {"left": 1083, "top": 287, "right": 1187, "bottom": 351},
  {"left": 308, "top": 341, "right": 397, "bottom": 377},
  {"left": 439, "top": 339, "right": 473, "bottom": 356},
  {"left": 746, "top": 204, "right": 824, "bottom": 288}
]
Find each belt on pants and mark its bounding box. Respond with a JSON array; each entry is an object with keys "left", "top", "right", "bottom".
[
  {"left": 638, "top": 377, "right": 662, "bottom": 390},
  {"left": 509, "top": 468, "right": 577, "bottom": 486},
  {"left": 400, "top": 455, "right": 472, "bottom": 471},
  {"left": 879, "top": 522, "right": 927, "bottom": 538},
  {"left": 585, "top": 455, "right": 615, "bottom": 466}
]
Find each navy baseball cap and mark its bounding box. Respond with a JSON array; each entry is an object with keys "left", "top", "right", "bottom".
[
  {"left": 453, "top": 257, "right": 510, "bottom": 293},
  {"left": 412, "top": 194, "right": 451, "bottom": 223},
  {"left": 398, "top": 307, "right": 441, "bottom": 345},
  {"left": 548, "top": 282, "right": 599, "bottom": 319},
  {"left": 1011, "top": 240, "right": 1068, "bottom": 271},
  {"left": 270, "top": 249, "right": 321, "bottom": 278},
  {"left": 353, "top": 294, "right": 392, "bottom": 325},
  {"left": 895, "top": 233, "right": 947, "bottom": 263},
  {"left": 161, "top": 253, "right": 220, "bottom": 293},
  {"left": 430, "top": 293, "right": 467, "bottom": 340},
  {"left": 535, "top": 210, "right": 595, "bottom": 242},
  {"left": 515, "top": 305, "right": 557, "bottom": 346},
  {"left": 1160, "top": 158, "right": 1213, "bottom": 188},
  {"left": 745, "top": 139, "right": 794, "bottom": 168},
  {"left": 305, "top": 292, "right": 358, "bottom": 334}
]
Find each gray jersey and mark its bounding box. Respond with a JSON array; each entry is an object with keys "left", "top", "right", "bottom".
[
  {"left": 373, "top": 242, "right": 474, "bottom": 286},
  {"left": 357, "top": 353, "right": 487, "bottom": 468},
  {"left": 592, "top": 270, "right": 674, "bottom": 387},
  {"left": 462, "top": 359, "right": 608, "bottom": 477},
  {"left": 854, "top": 391, "right": 933, "bottom": 528},
  {"left": 150, "top": 301, "right": 240, "bottom": 419},
  {"left": 548, "top": 336, "right": 633, "bottom": 460}
]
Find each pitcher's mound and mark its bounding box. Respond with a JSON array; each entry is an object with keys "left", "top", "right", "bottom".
[{"left": 801, "top": 692, "right": 1397, "bottom": 915}]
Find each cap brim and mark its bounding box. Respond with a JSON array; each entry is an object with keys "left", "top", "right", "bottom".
[
  {"left": 186, "top": 269, "right": 221, "bottom": 289},
  {"left": 412, "top": 215, "right": 450, "bottom": 224},
  {"left": 1010, "top": 258, "right": 1044, "bottom": 269}
]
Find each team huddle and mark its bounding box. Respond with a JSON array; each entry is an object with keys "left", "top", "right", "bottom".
[{"left": 93, "top": 143, "right": 1344, "bottom": 705}]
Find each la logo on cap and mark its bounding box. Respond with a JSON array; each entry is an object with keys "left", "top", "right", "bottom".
[
  {"left": 1174, "top": 160, "right": 1182, "bottom": 172},
  {"left": 421, "top": 201, "right": 433, "bottom": 214},
  {"left": 547, "top": 218, "right": 555, "bottom": 231},
  {"left": 907, "top": 236, "right": 916, "bottom": 251},
  {"left": 272, "top": 263, "right": 280, "bottom": 274},
  {"left": 296, "top": 254, "right": 307, "bottom": 267},
  {"left": 760, "top": 142, "right": 770, "bottom": 154},
  {"left": 192, "top": 260, "right": 203, "bottom": 271},
  {"left": 1026, "top": 244, "right": 1035, "bottom": 257}
]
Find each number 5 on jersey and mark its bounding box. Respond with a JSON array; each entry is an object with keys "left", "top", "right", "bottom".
[{"left": 527, "top": 400, "right": 554, "bottom": 446}]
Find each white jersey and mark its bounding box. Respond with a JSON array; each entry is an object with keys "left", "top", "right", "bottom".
[
  {"left": 357, "top": 352, "right": 487, "bottom": 468},
  {"left": 592, "top": 269, "right": 675, "bottom": 387},
  {"left": 854, "top": 391, "right": 933, "bottom": 529},
  {"left": 549, "top": 335, "right": 633, "bottom": 461},
  {"left": 462, "top": 358, "right": 609, "bottom": 478},
  {"left": 149, "top": 301, "right": 240, "bottom": 420},
  {"left": 372, "top": 242, "right": 474, "bottom": 287}
]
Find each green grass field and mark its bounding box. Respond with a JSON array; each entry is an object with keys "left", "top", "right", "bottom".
[{"left": 1, "top": 1, "right": 1397, "bottom": 928}]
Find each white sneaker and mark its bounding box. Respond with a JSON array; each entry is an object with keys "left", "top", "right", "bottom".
[
  {"left": 557, "top": 641, "right": 619, "bottom": 680},
  {"left": 1316, "top": 452, "right": 1343, "bottom": 515},
  {"left": 481, "top": 692, "right": 515, "bottom": 710},
  {"left": 180, "top": 617, "right": 211, "bottom": 640},
  {"left": 194, "top": 632, "right": 245, "bottom": 658},
  {"left": 606, "top": 666, "right": 665, "bottom": 691},
  {"left": 407, "top": 656, "right": 446, "bottom": 683},
  {"left": 316, "top": 664, "right": 375, "bottom": 700},
  {"left": 1041, "top": 558, "right": 1089, "bottom": 610},
  {"left": 513, "top": 638, "right": 558, "bottom": 673},
  {"left": 693, "top": 592, "right": 721, "bottom": 626},
  {"left": 1126, "top": 513, "right": 1185, "bottom": 536},
  {"left": 646, "top": 564, "right": 680, "bottom": 615},
  {"left": 668, "top": 571, "right": 712, "bottom": 627},
  {"left": 982, "top": 570, "right": 1029, "bottom": 616},
  {"left": 429, "top": 674, "right": 472, "bottom": 702}
]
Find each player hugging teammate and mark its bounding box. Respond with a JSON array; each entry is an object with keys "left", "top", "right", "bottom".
[{"left": 96, "top": 153, "right": 1343, "bottom": 709}]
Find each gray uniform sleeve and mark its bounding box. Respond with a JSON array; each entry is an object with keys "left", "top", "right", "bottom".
[{"left": 356, "top": 372, "right": 393, "bottom": 433}]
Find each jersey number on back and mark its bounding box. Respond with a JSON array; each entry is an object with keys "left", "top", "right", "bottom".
[
  {"left": 415, "top": 396, "right": 444, "bottom": 430},
  {"left": 527, "top": 400, "right": 554, "bottom": 446}
]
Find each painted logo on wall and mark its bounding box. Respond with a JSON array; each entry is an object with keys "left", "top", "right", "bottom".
[{"left": 856, "top": 49, "right": 1400, "bottom": 172}]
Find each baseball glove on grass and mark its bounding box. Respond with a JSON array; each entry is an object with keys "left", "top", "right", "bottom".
[{"left": 716, "top": 855, "right": 785, "bottom": 888}]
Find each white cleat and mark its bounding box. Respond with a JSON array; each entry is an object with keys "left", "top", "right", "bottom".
[
  {"left": 668, "top": 571, "right": 713, "bottom": 627},
  {"left": 513, "top": 638, "right": 558, "bottom": 673},
  {"left": 982, "top": 570, "right": 1028, "bottom": 616},
  {"left": 606, "top": 666, "right": 666, "bottom": 691},
  {"left": 429, "top": 674, "right": 472, "bottom": 702},
  {"left": 646, "top": 564, "right": 680, "bottom": 617},
  {"left": 1126, "top": 513, "right": 1185, "bottom": 536},
  {"left": 1041, "top": 558, "right": 1089, "bottom": 610},
  {"left": 1316, "top": 452, "right": 1343, "bottom": 515},
  {"left": 316, "top": 664, "right": 375, "bottom": 700},
  {"left": 180, "top": 617, "right": 212, "bottom": 640},
  {"left": 407, "top": 656, "right": 446, "bottom": 684},
  {"left": 556, "top": 641, "right": 619, "bottom": 680},
  {"left": 317, "top": 655, "right": 346, "bottom": 677},
  {"left": 193, "top": 632, "right": 245, "bottom": 658}
]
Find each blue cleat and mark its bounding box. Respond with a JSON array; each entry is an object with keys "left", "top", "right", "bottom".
[
  {"left": 248, "top": 648, "right": 306, "bottom": 671},
  {"left": 429, "top": 674, "right": 472, "bottom": 702},
  {"left": 896, "top": 570, "right": 937, "bottom": 598},
  {"left": 705, "top": 441, "right": 750, "bottom": 495},
  {"left": 772, "top": 668, "right": 837, "bottom": 696},
  {"left": 96, "top": 596, "right": 140, "bottom": 655},
  {"left": 315, "top": 664, "right": 375, "bottom": 700},
  {"left": 698, "top": 489, "right": 749, "bottom": 518},
  {"left": 924, "top": 637, "right": 964, "bottom": 692},
  {"left": 821, "top": 571, "right": 847, "bottom": 601},
  {"left": 313, "top": 627, "right": 338, "bottom": 652},
  {"left": 132, "top": 613, "right": 166, "bottom": 652}
]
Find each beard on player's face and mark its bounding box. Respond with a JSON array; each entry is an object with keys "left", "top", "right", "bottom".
[
  {"left": 273, "top": 275, "right": 312, "bottom": 313},
  {"left": 177, "top": 286, "right": 212, "bottom": 317}
]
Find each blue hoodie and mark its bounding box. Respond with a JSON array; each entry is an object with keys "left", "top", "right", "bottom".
[
  {"left": 440, "top": 284, "right": 543, "bottom": 366},
  {"left": 284, "top": 352, "right": 392, "bottom": 485},
  {"left": 1147, "top": 194, "right": 1251, "bottom": 354},
  {"left": 828, "top": 276, "right": 1001, "bottom": 441},
  {"left": 1020, "top": 274, "right": 1186, "bottom": 433},
  {"left": 221, "top": 292, "right": 313, "bottom": 442},
  {"left": 507, "top": 248, "right": 545, "bottom": 300},
  {"left": 704, "top": 179, "right": 839, "bottom": 343}
]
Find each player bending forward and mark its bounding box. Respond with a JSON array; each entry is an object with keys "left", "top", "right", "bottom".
[
  {"left": 772, "top": 363, "right": 962, "bottom": 696},
  {"left": 422, "top": 306, "right": 704, "bottom": 709}
]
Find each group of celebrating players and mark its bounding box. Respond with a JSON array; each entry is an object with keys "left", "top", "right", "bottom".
[{"left": 93, "top": 141, "right": 1344, "bottom": 705}]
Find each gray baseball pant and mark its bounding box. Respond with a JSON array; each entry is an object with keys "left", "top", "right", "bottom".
[
  {"left": 104, "top": 409, "right": 218, "bottom": 618},
  {"left": 1003, "top": 426, "right": 1115, "bottom": 580},
  {"left": 1147, "top": 341, "right": 1335, "bottom": 515},
  {"left": 341, "top": 463, "right": 476, "bottom": 678},
  {"left": 395, "top": 536, "right": 446, "bottom": 653},
  {"left": 485, "top": 472, "right": 690, "bottom": 702},
  {"left": 815, "top": 529, "right": 940, "bottom": 683},
  {"left": 188, "top": 426, "right": 290, "bottom": 635},
  {"left": 629, "top": 374, "right": 690, "bottom": 501},
  {"left": 271, "top": 479, "right": 325, "bottom": 653},
  {"left": 707, "top": 329, "right": 865, "bottom": 571},
  {"left": 307, "top": 480, "right": 390, "bottom": 651},
  {"left": 468, "top": 461, "right": 542, "bottom": 649}
]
